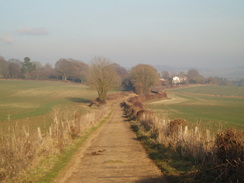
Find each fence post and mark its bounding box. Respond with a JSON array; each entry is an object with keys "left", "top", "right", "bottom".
[{"left": 37, "top": 127, "right": 42, "bottom": 142}]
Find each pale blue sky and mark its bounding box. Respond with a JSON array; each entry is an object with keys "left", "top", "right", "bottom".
[{"left": 0, "top": 0, "right": 243, "bottom": 68}]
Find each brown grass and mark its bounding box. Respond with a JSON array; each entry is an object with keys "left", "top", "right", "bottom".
[
  {"left": 121, "top": 93, "right": 244, "bottom": 182},
  {"left": 0, "top": 91, "right": 133, "bottom": 182},
  {"left": 124, "top": 92, "right": 168, "bottom": 120},
  {"left": 198, "top": 128, "right": 244, "bottom": 182},
  {"left": 216, "top": 128, "right": 244, "bottom": 163},
  {"left": 0, "top": 105, "right": 110, "bottom": 182}
]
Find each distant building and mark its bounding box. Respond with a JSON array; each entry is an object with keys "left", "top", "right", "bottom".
[
  {"left": 172, "top": 76, "right": 180, "bottom": 84},
  {"left": 172, "top": 76, "right": 187, "bottom": 84},
  {"left": 159, "top": 78, "right": 168, "bottom": 86},
  {"left": 160, "top": 78, "right": 166, "bottom": 82}
]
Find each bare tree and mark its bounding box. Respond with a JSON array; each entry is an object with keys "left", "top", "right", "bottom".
[
  {"left": 7, "top": 59, "right": 23, "bottom": 78},
  {"left": 110, "top": 63, "right": 128, "bottom": 90},
  {"left": 187, "top": 69, "right": 205, "bottom": 84},
  {"left": 111, "top": 63, "right": 128, "bottom": 80},
  {"left": 160, "top": 71, "right": 170, "bottom": 79},
  {"left": 55, "top": 59, "right": 73, "bottom": 80},
  {"left": 87, "top": 57, "right": 120, "bottom": 103},
  {"left": 0, "top": 56, "right": 8, "bottom": 78},
  {"left": 69, "top": 59, "right": 88, "bottom": 82},
  {"left": 42, "top": 63, "right": 56, "bottom": 79},
  {"left": 55, "top": 58, "right": 88, "bottom": 82},
  {"left": 129, "top": 64, "right": 159, "bottom": 95}
]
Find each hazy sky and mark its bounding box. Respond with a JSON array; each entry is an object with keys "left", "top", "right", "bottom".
[{"left": 1, "top": 0, "right": 243, "bottom": 68}]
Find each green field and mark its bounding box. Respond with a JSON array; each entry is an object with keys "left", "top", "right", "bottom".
[
  {"left": 147, "top": 85, "right": 244, "bottom": 130},
  {"left": 0, "top": 80, "right": 98, "bottom": 131}
]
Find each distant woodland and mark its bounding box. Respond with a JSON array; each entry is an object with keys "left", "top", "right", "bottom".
[{"left": 1, "top": 56, "right": 244, "bottom": 87}]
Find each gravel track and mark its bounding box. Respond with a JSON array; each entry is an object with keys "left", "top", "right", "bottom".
[{"left": 55, "top": 103, "right": 166, "bottom": 183}]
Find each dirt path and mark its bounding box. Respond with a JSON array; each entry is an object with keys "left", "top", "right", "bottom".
[
  {"left": 55, "top": 103, "right": 166, "bottom": 183},
  {"left": 148, "top": 94, "right": 185, "bottom": 105}
]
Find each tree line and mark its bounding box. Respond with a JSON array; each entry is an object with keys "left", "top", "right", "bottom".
[
  {"left": 160, "top": 69, "right": 238, "bottom": 86},
  {"left": 1, "top": 55, "right": 243, "bottom": 102},
  {"left": 0, "top": 56, "right": 90, "bottom": 82}
]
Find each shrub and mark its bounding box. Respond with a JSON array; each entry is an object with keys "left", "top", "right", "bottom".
[
  {"left": 122, "top": 93, "right": 244, "bottom": 183},
  {"left": 216, "top": 128, "right": 243, "bottom": 163},
  {"left": 215, "top": 128, "right": 244, "bottom": 182},
  {"left": 128, "top": 96, "right": 140, "bottom": 103},
  {"left": 133, "top": 101, "right": 144, "bottom": 110},
  {"left": 169, "top": 119, "right": 187, "bottom": 137}
]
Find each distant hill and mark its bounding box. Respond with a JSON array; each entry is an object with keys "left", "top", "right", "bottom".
[{"left": 153, "top": 65, "right": 244, "bottom": 80}]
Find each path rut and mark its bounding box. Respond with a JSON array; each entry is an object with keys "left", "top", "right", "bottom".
[{"left": 55, "top": 103, "right": 166, "bottom": 183}]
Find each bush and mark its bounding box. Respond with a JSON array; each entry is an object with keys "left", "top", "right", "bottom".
[
  {"left": 216, "top": 128, "right": 244, "bottom": 163},
  {"left": 197, "top": 128, "right": 244, "bottom": 183},
  {"left": 122, "top": 93, "right": 244, "bottom": 183},
  {"left": 133, "top": 101, "right": 144, "bottom": 110},
  {"left": 215, "top": 128, "right": 244, "bottom": 182},
  {"left": 169, "top": 119, "right": 187, "bottom": 137}
]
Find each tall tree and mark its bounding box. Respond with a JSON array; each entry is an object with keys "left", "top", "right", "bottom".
[
  {"left": 129, "top": 64, "right": 159, "bottom": 95},
  {"left": 111, "top": 63, "right": 128, "bottom": 80},
  {"left": 187, "top": 69, "right": 205, "bottom": 84},
  {"left": 69, "top": 59, "right": 88, "bottom": 82},
  {"left": 21, "top": 57, "right": 35, "bottom": 78},
  {"left": 160, "top": 71, "right": 170, "bottom": 79},
  {"left": 55, "top": 58, "right": 88, "bottom": 82},
  {"left": 0, "top": 56, "right": 8, "bottom": 78},
  {"left": 111, "top": 63, "right": 128, "bottom": 90},
  {"left": 238, "top": 79, "right": 244, "bottom": 86},
  {"left": 87, "top": 57, "right": 120, "bottom": 103},
  {"left": 8, "top": 59, "right": 23, "bottom": 78},
  {"left": 55, "top": 59, "right": 72, "bottom": 80},
  {"left": 42, "top": 63, "right": 55, "bottom": 79}
]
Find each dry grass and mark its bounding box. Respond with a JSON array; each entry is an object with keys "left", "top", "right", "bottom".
[
  {"left": 198, "top": 128, "right": 244, "bottom": 182},
  {"left": 122, "top": 93, "right": 244, "bottom": 182},
  {"left": 0, "top": 90, "right": 132, "bottom": 182},
  {"left": 136, "top": 112, "right": 216, "bottom": 162},
  {"left": 0, "top": 105, "right": 110, "bottom": 182}
]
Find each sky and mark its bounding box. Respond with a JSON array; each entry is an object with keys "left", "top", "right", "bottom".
[{"left": 0, "top": 0, "right": 244, "bottom": 69}]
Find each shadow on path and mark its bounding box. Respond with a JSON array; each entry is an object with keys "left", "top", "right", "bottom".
[
  {"left": 136, "top": 176, "right": 167, "bottom": 183},
  {"left": 66, "top": 97, "right": 92, "bottom": 104}
]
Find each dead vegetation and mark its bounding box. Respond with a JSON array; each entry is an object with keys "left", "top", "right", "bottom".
[
  {"left": 121, "top": 93, "right": 244, "bottom": 183},
  {"left": 198, "top": 128, "right": 244, "bottom": 182},
  {"left": 0, "top": 105, "right": 110, "bottom": 182},
  {"left": 0, "top": 91, "right": 133, "bottom": 182},
  {"left": 89, "top": 92, "right": 132, "bottom": 108}
]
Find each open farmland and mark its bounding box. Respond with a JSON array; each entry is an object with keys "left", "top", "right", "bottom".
[
  {"left": 0, "top": 80, "right": 98, "bottom": 131},
  {"left": 147, "top": 85, "right": 244, "bottom": 131}
]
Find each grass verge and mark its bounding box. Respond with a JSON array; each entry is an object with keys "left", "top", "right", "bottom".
[
  {"left": 130, "top": 120, "right": 196, "bottom": 183},
  {"left": 30, "top": 111, "right": 112, "bottom": 183},
  {"left": 147, "top": 90, "right": 244, "bottom": 131}
]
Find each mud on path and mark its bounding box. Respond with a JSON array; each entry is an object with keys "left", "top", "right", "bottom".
[{"left": 55, "top": 103, "right": 166, "bottom": 183}]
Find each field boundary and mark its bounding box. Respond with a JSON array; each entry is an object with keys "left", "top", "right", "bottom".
[
  {"left": 121, "top": 94, "right": 244, "bottom": 182},
  {"left": 148, "top": 85, "right": 244, "bottom": 130},
  {"left": 171, "top": 91, "right": 244, "bottom": 99},
  {"left": 38, "top": 111, "right": 113, "bottom": 183}
]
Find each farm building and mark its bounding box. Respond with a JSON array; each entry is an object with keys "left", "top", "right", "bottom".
[
  {"left": 172, "top": 76, "right": 180, "bottom": 84},
  {"left": 172, "top": 76, "right": 187, "bottom": 84}
]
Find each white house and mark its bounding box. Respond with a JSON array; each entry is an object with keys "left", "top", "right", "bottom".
[
  {"left": 172, "top": 76, "right": 187, "bottom": 84},
  {"left": 172, "top": 76, "right": 181, "bottom": 84}
]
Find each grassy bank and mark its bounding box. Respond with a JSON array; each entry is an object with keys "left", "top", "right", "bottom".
[
  {"left": 0, "top": 98, "right": 113, "bottom": 182},
  {"left": 35, "top": 111, "right": 112, "bottom": 183},
  {"left": 147, "top": 85, "right": 244, "bottom": 131},
  {"left": 123, "top": 92, "right": 243, "bottom": 183},
  {"left": 0, "top": 80, "right": 98, "bottom": 132},
  {"left": 130, "top": 121, "right": 195, "bottom": 183}
]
